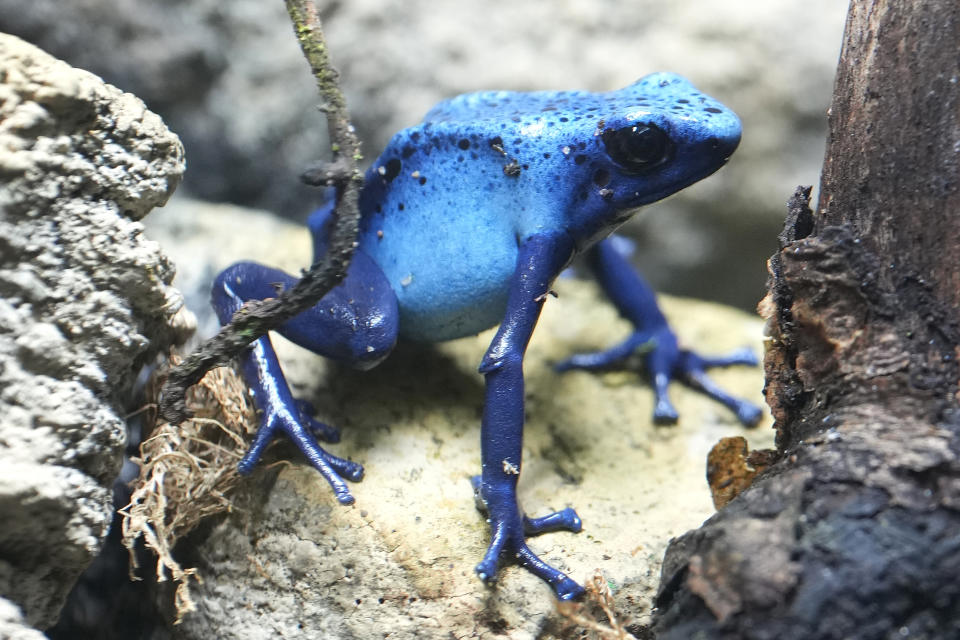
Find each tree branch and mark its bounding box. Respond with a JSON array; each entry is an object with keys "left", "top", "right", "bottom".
[{"left": 159, "top": 0, "right": 364, "bottom": 424}]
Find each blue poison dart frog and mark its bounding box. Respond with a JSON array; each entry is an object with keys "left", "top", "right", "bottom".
[{"left": 212, "top": 72, "right": 761, "bottom": 601}]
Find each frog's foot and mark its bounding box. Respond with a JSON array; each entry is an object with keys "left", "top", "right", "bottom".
[
  {"left": 556, "top": 331, "right": 762, "bottom": 427},
  {"left": 238, "top": 406, "right": 363, "bottom": 505},
  {"left": 470, "top": 477, "right": 585, "bottom": 601}
]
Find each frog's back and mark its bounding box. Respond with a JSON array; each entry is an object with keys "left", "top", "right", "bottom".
[
  {"left": 422, "top": 72, "right": 718, "bottom": 126},
  {"left": 424, "top": 87, "right": 597, "bottom": 123}
]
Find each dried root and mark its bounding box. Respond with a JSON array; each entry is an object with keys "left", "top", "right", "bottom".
[{"left": 120, "top": 356, "right": 258, "bottom": 623}]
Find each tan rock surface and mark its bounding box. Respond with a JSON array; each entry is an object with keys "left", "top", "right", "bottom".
[{"left": 149, "top": 201, "right": 774, "bottom": 639}]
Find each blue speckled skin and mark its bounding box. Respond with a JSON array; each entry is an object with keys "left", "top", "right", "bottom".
[
  {"left": 357, "top": 73, "right": 742, "bottom": 341},
  {"left": 212, "top": 72, "right": 760, "bottom": 600}
]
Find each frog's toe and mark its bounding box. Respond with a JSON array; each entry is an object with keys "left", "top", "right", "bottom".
[
  {"left": 683, "top": 366, "right": 762, "bottom": 428},
  {"left": 553, "top": 576, "right": 587, "bottom": 601},
  {"left": 736, "top": 402, "right": 764, "bottom": 427},
  {"left": 555, "top": 350, "right": 617, "bottom": 372},
  {"left": 692, "top": 346, "right": 759, "bottom": 369},
  {"left": 293, "top": 398, "right": 341, "bottom": 443},
  {"left": 653, "top": 398, "right": 680, "bottom": 424},
  {"left": 555, "top": 332, "right": 652, "bottom": 372},
  {"left": 524, "top": 508, "right": 582, "bottom": 535},
  {"left": 514, "top": 545, "right": 585, "bottom": 600},
  {"left": 475, "top": 548, "right": 503, "bottom": 585},
  {"left": 324, "top": 452, "right": 365, "bottom": 483},
  {"left": 237, "top": 413, "right": 276, "bottom": 476},
  {"left": 286, "top": 429, "right": 363, "bottom": 503}
]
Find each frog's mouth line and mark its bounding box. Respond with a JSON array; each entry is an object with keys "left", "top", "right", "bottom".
[{"left": 625, "top": 159, "right": 731, "bottom": 208}]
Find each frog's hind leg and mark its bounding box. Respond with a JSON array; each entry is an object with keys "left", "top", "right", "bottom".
[{"left": 212, "top": 249, "right": 398, "bottom": 504}]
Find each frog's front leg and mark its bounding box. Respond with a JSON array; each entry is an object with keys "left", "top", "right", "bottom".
[
  {"left": 556, "top": 236, "right": 762, "bottom": 426},
  {"left": 473, "top": 232, "right": 585, "bottom": 601},
  {"left": 212, "top": 252, "right": 398, "bottom": 504}
]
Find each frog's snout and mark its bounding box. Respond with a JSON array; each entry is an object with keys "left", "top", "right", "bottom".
[
  {"left": 692, "top": 108, "right": 741, "bottom": 166},
  {"left": 709, "top": 127, "right": 741, "bottom": 163}
]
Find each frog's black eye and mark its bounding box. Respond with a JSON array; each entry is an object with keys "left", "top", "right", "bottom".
[{"left": 601, "top": 123, "right": 672, "bottom": 173}]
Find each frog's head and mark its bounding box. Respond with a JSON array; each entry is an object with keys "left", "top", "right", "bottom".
[{"left": 556, "top": 72, "right": 741, "bottom": 243}]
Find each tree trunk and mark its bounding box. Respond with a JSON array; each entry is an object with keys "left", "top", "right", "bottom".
[{"left": 652, "top": 2, "right": 960, "bottom": 638}]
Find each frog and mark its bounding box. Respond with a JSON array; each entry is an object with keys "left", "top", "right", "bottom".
[{"left": 212, "top": 72, "right": 761, "bottom": 601}]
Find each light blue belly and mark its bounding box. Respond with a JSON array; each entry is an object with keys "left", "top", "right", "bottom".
[{"left": 360, "top": 219, "right": 517, "bottom": 343}]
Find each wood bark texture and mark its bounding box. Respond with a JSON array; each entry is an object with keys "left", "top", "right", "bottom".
[{"left": 652, "top": 2, "right": 960, "bottom": 638}]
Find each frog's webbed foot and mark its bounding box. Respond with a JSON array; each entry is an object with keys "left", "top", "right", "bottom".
[
  {"left": 470, "top": 477, "right": 585, "bottom": 601},
  {"left": 556, "top": 329, "right": 762, "bottom": 427},
  {"left": 239, "top": 401, "right": 364, "bottom": 505}
]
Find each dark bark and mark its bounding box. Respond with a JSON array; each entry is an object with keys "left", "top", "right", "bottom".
[{"left": 653, "top": 2, "right": 960, "bottom": 638}]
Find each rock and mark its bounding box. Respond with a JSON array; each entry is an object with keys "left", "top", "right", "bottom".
[
  {"left": 0, "top": 598, "right": 47, "bottom": 640},
  {"left": 145, "top": 200, "right": 773, "bottom": 639},
  {"left": 0, "top": 34, "right": 189, "bottom": 629},
  {"left": 0, "top": 0, "right": 847, "bottom": 309}
]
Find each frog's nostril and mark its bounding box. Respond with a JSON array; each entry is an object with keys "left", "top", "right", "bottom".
[
  {"left": 727, "top": 131, "right": 742, "bottom": 156},
  {"left": 708, "top": 128, "right": 741, "bottom": 160}
]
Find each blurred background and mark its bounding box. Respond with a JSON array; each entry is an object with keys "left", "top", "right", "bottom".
[{"left": 0, "top": 0, "right": 848, "bottom": 313}]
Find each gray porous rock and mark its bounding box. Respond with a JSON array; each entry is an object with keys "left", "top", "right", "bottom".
[
  {"left": 0, "top": 0, "right": 847, "bottom": 309},
  {"left": 0, "top": 34, "right": 189, "bottom": 629},
  {"left": 0, "top": 598, "right": 47, "bottom": 640}
]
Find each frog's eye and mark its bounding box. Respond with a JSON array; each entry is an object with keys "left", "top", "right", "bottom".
[{"left": 601, "top": 123, "right": 672, "bottom": 173}]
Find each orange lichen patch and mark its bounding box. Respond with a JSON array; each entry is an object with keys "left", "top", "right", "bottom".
[
  {"left": 706, "top": 436, "right": 775, "bottom": 509},
  {"left": 120, "top": 356, "right": 258, "bottom": 623}
]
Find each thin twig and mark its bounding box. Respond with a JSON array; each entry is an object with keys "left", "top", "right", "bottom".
[{"left": 158, "top": 0, "right": 364, "bottom": 424}]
